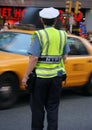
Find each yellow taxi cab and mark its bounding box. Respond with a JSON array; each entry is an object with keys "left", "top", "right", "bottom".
[{"left": 0, "top": 26, "right": 92, "bottom": 109}]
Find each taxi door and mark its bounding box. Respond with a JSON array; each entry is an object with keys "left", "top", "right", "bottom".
[{"left": 63, "top": 36, "right": 91, "bottom": 88}]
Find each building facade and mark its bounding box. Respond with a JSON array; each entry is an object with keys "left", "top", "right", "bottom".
[
  {"left": 0, "top": 0, "right": 92, "bottom": 32},
  {"left": 0, "top": 0, "right": 92, "bottom": 9}
]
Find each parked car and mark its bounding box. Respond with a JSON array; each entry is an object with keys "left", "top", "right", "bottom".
[{"left": 0, "top": 28, "right": 92, "bottom": 109}]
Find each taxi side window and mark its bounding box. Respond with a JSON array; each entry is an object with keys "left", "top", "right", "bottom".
[{"left": 67, "top": 37, "right": 88, "bottom": 55}]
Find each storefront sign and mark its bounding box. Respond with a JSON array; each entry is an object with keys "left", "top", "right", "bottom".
[{"left": 0, "top": 7, "right": 25, "bottom": 18}]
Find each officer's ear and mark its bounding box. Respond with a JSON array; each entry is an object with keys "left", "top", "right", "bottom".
[
  {"left": 53, "top": 18, "right": 57, "bottom": 26},
  {"left": 40, "top": 18, "right": 44, "bottom": 25}
]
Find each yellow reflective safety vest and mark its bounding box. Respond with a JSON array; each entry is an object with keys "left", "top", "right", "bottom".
[{"left": 33, "top": 27, "right": 67, "bottom": 78}]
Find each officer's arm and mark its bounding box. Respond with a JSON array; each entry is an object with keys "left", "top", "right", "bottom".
[
  {"left": 62, "top": 54, "right": 68, "bottom": 63},
  {"left": 22, "top": 34, "right": 41, "bottom": 86},
  {"left": 62, "top": 43, "right": 70, "bottom": 63}
]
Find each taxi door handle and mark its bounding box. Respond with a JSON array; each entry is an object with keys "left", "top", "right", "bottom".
[
  {"left": 88, "top": 60, "right": 92, "bottom": 63},
  {"left": 73, "top": 64, "right": 83, "bottom": 71}
]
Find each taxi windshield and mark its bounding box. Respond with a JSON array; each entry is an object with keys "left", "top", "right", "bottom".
[{"left": 0, "top": 32, "right": 32, "bottom": 55}]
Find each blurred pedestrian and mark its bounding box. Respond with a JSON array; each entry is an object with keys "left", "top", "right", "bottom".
[
  {"left": 22, "top": 7, "right": 70, "bottom": 130},
  {"left": 0, "top": 22, "right": 10, "bottom": 31},
  {"left": 87, "top": 32, "right": 92, "bottom": 43}
]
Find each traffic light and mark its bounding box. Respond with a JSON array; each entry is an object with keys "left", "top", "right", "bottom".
[
  {"left": 65, "top": 1, "right": 72, "bottom": 13},
  {"left": 75, "top": 1, "right": 82, "bottom": 14}
]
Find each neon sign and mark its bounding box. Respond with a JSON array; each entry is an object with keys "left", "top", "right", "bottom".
[{"left": 0, "top": 7, "right": 25, "bottom": 18}]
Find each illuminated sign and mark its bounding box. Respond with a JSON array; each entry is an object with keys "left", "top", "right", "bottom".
[{"left": 0, "top": 7, "right": 25, "bottom": 18}]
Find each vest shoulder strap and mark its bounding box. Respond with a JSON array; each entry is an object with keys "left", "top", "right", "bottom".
[{"left": 58, "top": 30, "right": 67, "bottom": 53}]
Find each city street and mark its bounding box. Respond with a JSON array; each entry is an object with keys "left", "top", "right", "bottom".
[
  {"left": 0, "top": 1, "right": 92, "bottom": 130},
  {"left": 0, "top": 89, "right": 92, "bottom": 130}
]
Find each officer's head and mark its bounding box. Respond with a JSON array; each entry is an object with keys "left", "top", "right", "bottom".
[{"left": 39, "top": 7, "right": 60, "bottom": 27}]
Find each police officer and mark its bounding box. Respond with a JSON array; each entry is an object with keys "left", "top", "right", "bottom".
[{"left": 22, "top": 7, "right": 70, "bottom": 130}]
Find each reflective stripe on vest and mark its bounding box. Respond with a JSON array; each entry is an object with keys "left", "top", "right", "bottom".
[{"left": 36, "top": 66, "right": 65, "bottom": 77}]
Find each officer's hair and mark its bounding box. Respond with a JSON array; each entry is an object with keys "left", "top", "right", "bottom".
[{"left": 42, "top": 18, "right": 57, "bottom": 26}]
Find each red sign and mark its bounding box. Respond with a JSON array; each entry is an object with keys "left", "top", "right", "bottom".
[
  {"left": 0, "top": 7, "right": 25, "bottom": 18},
  {"left": 73, "top": 12, "right": 83, "bottom": 22}
]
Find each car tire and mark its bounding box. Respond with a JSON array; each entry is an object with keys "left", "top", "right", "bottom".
[
  {"left": 83, "top": 74, "right": 92, "bottom": 96},
  {"left": 0, "top": 73, "right": 19, "bottom": 109}
]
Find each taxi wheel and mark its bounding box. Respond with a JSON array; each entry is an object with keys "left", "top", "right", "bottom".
[
  {"left": 83, "top": 74, "right": 92, "bottom": 96},
  {"left": 0, "top": 73, "right": 19, "bottom": 109}
]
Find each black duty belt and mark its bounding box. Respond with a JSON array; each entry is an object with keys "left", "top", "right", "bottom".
[{"left": 38, "top": 56, "right": 62, "bottom": 64}]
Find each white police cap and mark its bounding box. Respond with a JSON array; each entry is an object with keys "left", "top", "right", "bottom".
[{"left": 39, "top": 7, "right": 59, "bottom": 19}]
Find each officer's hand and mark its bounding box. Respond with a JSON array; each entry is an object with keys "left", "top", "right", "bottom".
[{"left": 22, "top": 76, "right": 29, "bottom": 87}]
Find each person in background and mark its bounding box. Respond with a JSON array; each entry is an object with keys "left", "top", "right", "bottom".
[
  {"left": 87, "top": 32, "right": 92, "bottom": 44},
  {"left": 22, "top": 7, "right": 70, "bottom": 130},
  {"left": 0, "top": 22, "right": 10, "bottom": 31}
]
